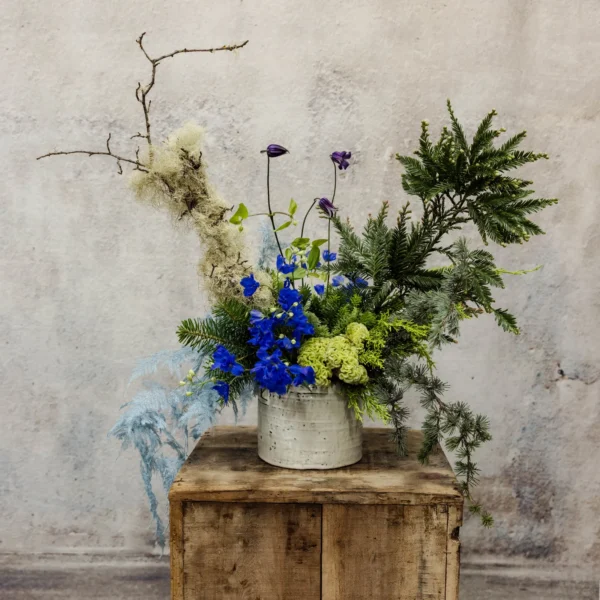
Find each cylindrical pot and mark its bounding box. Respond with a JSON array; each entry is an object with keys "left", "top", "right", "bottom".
[{"left": 257, "top": 386, "right": 363, "bottom": 470}]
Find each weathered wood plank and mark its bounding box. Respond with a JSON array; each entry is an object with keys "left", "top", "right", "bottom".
[
  {"left": 321, "top": 504, "right": 449, "bottom": 600},
  {"left": 444, "top": 505, "right": 463, "bottom": 600},
  {"left": 182, "top": 502, "right": 321, "bottom": 600},
  {"left": 169, "top": 501, "right": 184, "bottom": 600},
  {"left": 169, "top": 427, "right": 462, "bottom": 506}
]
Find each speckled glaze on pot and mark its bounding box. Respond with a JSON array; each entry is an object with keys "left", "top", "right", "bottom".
[{"left": 257, "top": 386, "right": 363, "bottom": 470}]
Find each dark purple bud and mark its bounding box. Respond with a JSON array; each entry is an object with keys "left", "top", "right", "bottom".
[
  {"left": 261, "top": 144, "right": 289, "bottom": 158},
  {"left": 331, "top": 150, "right": 352, "bottom": 170},
  {"left": 317, "top": 197, "right": 338, "bottom": 218}
]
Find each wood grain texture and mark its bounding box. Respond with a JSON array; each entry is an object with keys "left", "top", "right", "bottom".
[
  {"left": 169, "top": 501, "right": 184, "bottom": 600},
  {"left": 444, "top": 505, "right": 463, "bottom": 600},
  {"left": 169, "top": 427, "right": 462, "bottom": 506},
  {"left": 322, "top": 504, "right": 449, "bottom": 600},
  {"left": 182, "top": 502, "right": 321, "bottom": 600}
]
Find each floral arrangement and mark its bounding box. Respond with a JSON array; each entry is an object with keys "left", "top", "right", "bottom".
[
  {"left": 174, "top": 105, "right": 556, "bottom": 524},
  {"left": 38, "top": 34, "right": 557, "bottom": 529}
]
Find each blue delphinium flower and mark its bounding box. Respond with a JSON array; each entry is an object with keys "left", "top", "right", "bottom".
[
  {"left": 261, "top": 144, "right": 289, "bottom": 158},
  {"left": 278, "top": 279, "right": 302, "bottom": 310},
  {"left": 213, "top": 381, "right": 230, "bottom": 404},
  {"left": 331, "top": 151, "right": 352, "bottom": 170},
  {"left": 345, "top": 276, "right": 369, "bottom": 290},
  {"left": 287, "top": 306, "right": 315, "bottom": 339},
  {"left": 277, "top": 254, "right": 296, "bottom": 275},
  {"left": 211, "top": 345, "right": 245, "bottom": 376},
  {"left": 251, "top": 348, "right": 292, "bottom": 395},
  {"left": 317, "top": 197, "right": 338, "bottom": 218},
  {"left": 289, "top": 364, "right": 316, "bottom": 387},
  {"left": 276, "top": 335, "right": 299, "bottom": 351},
  {"left": 332, "top": 275, "right": 345, "bottom": 287},
  {"left": 240, "top": 273, "right": 260, "bottom": 297},
  {"left": 322, "top": 249, "right": 337, "bottom": 262},
  {"left": 248, "top": 312, "right": 276, "bottom": 350},
  {"left": 314, "top": 284, "right": 325, "bottom": 296}
]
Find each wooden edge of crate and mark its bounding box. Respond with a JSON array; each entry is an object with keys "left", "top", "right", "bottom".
[
  {"left": 169, "top": 501, "right": 184, "bottom": 600},
  {"left": 169, "top": 426, "right": 464, "bottom": 505},
  {"left": 168, "top": 487, "right": 464, "bottom": 505},
  {"left": 444, "top": 504, "right": 463, "bottom": 600}
]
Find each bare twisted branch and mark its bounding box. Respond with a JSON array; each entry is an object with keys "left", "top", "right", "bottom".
[{"left": 37, "top": 33, "right": 249, "bottom": 173}]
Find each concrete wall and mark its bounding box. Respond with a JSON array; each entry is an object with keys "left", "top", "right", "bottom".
[{"left": 1, "top": 0, "right": 599, "bottom": 577}]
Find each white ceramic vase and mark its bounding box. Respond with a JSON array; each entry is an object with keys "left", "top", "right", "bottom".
[{"left": 257, "top": 385, "right": 363, "bottom": 470}]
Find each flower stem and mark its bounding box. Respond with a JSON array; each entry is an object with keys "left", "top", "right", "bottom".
[
  {"left": 326, "top": 218, "right": 332, "bottom": 290},
  {"left": 326, "top": 164, "right": 337, "bottom": 292},
  {"left": 266, "top": 157, "right": 284, "bottom": 258},
  {"left": 300, "top": 198, "right": 319, "bottom": 239}
]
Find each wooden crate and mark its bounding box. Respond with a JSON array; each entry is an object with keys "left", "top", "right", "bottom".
[{"left": 169, "top": 426, "right": 463, "bottom": 600}]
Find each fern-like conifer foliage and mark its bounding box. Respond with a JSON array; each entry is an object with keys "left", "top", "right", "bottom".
[{"left": 314, "top": 102, "right": 556, "bottom": 523}]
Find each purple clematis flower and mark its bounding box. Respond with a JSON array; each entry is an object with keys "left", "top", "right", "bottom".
[
  {"left": 213, "top": 381, "right": 230, "bottom": 404},
  {"left": 240, "top": 273, "right": 260, "bottom": 297},
  {"left": 318, "top": 197, "right": 338, "bottom": 218},
  {"left": 261, "top": 144, "right": 289, "bottom": 158},
  {"left": 331, "top": 151, "right": 352, "bottom": 170}
]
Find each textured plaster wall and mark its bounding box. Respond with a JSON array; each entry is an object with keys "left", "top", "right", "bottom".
[{"left": 1, "top": 0, "right": 599, "bottom": 577}]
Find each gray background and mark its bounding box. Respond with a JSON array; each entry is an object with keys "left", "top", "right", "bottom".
[{"left": 1, "top": 0, "right": 599, "bottom": 585}]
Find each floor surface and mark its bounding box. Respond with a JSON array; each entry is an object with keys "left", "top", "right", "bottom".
[{"left": 0, "top": 557, "right": 597, "bottom": 599}]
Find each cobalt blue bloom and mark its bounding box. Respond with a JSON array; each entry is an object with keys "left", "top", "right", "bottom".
[
  {"left": 240, "top": 273, "right": 260, "bottom": 297},
  {"left": 251, "top": 348, "right": 292, "bottom": 395},
  {"left": 289, "top": 364, "right": 316, "bottom": 387},
  {"left": 331, "top": 150, "right": 352, "bottom": 170},
  {"left": 332, "top": 275, "right": 345, "bottom": 287},
  {"left": 314, "top": 284, "right": 325, "bottom": 296},
  {"left": 261, "top": 144, "right": 289, "bottom": 158},
  {"left": 322, "top": 249, "right": 337, "bottom": 262},
  {"left": 250, "top": 309, "right": 265, "bottom": 324},
  {"left": 317, "top": 197, "right": 338, "bottom": 218},
  {"left": 211, "top": 345, "right": 245, "bottom": 376},
  {"left": 292, "top": 321, "right": 315, "bottom": 339},
  {"left": 213, "top": 380, "right": 230, "bottom": 404},
  {"left": 276, "top": 335, "right": 300, "bottom": 351},
  {"left": 278, "top": 279, "right": 302, "bottom": 310},
  {"left": 277, "top": 254, "right": 296, "bottom": 275},
  {"left": 354, "top": 277, "right": 369, "bottom": 288},
  {"left": 248, "top": 315, "right": 276, "bottom": 350}
]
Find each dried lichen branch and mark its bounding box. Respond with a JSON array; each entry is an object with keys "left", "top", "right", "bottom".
[
  {"left": 36, "top": 133, "right": 149, "bottom": 173},
  {"left": 36, "top": 33, "right": 264, "bottom": 306},
  {"left": 36, "top": 33, "right": 249, "bottom": 170},
  {"left": 134, "top": 32, "right": 249, "bottom": 148}
]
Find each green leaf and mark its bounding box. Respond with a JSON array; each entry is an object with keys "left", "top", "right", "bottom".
[
  {"left": 493, "top": 308, "right": 520, "bottom": 334},
  {"left": 496, "top": 265, "right": 542, "bottom": 276},
  {"left": 288, "top": 198, "right": 298, "bottom": 216},
  {"left": 307, "top": 245, "right": 321, "bottom": 269},
  {"left": 229, "top": 203, "right": 249, "bottom": 224},
  {"left": 275, "top": 220, "right": 292, "bottom": 232},
  {"left": 284, "top": 248, "right": 293, "bottom": 261},
  {"left": 292, "top": 267, "right": 307, "bottom": 279},
  {"left": 291, "top": 237, "right": 310, "bottom": 250},
  {"left": 311, "top": 238, "right": 328, "bottom": 247}
]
